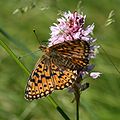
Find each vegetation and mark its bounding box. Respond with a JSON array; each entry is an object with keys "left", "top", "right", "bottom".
[{"left": 0, "top": 0, "right": 120, "bottom": 120}]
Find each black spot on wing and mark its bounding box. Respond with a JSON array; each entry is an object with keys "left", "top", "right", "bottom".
[
  {"left": 30, "top": 79, "right": 35, "bottom": 82},
  {"left": 33, "top": 72, "right": 39, "bottom": 78},
  {"left": 38, "top": 80, "right": 42, "bottom": 83}
]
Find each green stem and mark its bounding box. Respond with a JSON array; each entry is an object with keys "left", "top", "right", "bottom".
[
  {"left": 74, "top": 77, "right": 81, "bottom": 120},
  {"left": 0, "top": 39, "right": 30, "bottom": 75},
  {"left": 76, "top": 93, "right": 80, "bottom": 120},
  {"left": 75, "top": 88, "right": 80, "bottom": 120},
  {"left": 47, "top": 97, "right": 70, "bottom": 120},
  {"left": 0, "top": 38, "right": 70, "bottom": 120}
]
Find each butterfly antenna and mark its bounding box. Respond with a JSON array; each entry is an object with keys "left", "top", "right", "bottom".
[
  {"left": 98, "top": 42, "right": 120, "bottom": 75},
  {"left": 33, "top": 29, "right": 41, "bottom": 45},
  {"left": 18, "top": 49, "right": 40, "bottom": 60}
]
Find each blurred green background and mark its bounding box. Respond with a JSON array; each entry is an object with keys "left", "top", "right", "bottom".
[{"left": 0, "top": 0, "right": 120, "bottom": 120}]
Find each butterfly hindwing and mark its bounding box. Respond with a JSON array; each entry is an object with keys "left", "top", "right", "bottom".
[
  {"left": 25, "top": 56, "right": 76, "bottom": 100},
  {"left": 50, "top": 62, "right": 76, "bottom": 90}
]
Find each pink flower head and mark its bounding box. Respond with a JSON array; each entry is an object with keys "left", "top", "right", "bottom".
[
  {"left": 49, "top": 11, "right": 100, "bottom": 60},
  {"left": 48, "top": 11, "right": 101, "bottom": 82},
  {"left": 49, "top": 11, "right": 96, "bottom": 47}
]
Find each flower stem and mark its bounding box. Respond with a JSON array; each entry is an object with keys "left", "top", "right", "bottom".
[
  {"left": 76, "top": 91, "right": 80, "bottom": 120},
  {"left": 74, "top": 86, "right": 80, "bottom": 120},
  {"left": 73, "top": 77, "right": 81, "bottom": 120},
  {"left": 0, "top": 30, "right": 70, "bottom": 120}
]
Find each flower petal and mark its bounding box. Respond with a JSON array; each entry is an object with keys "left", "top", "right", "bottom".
[{"left": 90, "top": 72, "right": 102, "bottom": 79}]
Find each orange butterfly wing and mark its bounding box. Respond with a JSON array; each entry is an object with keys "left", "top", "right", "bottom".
[
  {"left": 25, "top": 56, "right": 76, "bottom": 100},
  {"left": 49, "top": 39, "right": 90, "bottom": 70},
  {"left": 25, "top": 39, "right": 89, "bottom": 100}
]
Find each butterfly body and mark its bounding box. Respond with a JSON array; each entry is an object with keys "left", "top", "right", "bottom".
[{"left": 25, "top": 39, "right": 90, "bottom": 100}]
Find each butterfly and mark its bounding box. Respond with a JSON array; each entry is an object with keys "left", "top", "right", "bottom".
[{"left": 25, "top": 39, "right": 90, "bottom": 100}]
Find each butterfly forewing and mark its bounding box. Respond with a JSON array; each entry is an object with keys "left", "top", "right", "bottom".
[
  {"left": 50, "top": 39, "right": 90, "bottom": 70},
  {"left": 25, "top": 56, "right": 76, "bottom": 100}
]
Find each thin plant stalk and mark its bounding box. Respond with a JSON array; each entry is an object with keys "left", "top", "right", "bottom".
[
  {"left": 73, "top": 76, "right": 81, "bottom": 120},
  {"left": 75, "top": 89, "right": 80, "bottom": 120}
]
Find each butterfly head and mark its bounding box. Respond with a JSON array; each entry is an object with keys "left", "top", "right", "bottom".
[{"left": 39, "top": 45, "right": 50, "bottom": 54}]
